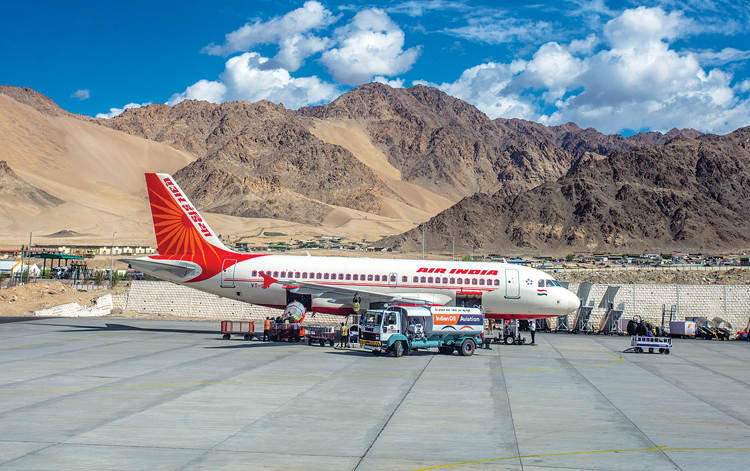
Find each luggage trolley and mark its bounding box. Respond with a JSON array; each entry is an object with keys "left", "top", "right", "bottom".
[{"left": 624, "top": 336, "right": 672, "bottom": 354}]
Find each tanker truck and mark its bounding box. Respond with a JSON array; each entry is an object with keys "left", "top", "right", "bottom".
[{"left": 359, "top": 305, "right": 484, "bottom": 357}]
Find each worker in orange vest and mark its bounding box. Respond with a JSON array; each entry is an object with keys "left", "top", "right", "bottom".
[
  {"left": 263, "top": 317, "right": 271, "bottom": 342},
  {"left": 339, "top": 322, "right": 348, "bottom": 348}
]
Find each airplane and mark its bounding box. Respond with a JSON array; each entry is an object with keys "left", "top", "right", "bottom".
[{"left": 121, "top": 173, "right": 581, "bottom": 321}]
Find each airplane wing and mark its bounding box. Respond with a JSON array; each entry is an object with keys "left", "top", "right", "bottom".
[{"left": 259, "top": 272, "right": 440, "bottom": 305}]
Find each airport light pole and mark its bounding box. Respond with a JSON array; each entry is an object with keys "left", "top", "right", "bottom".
[
  {"left": 444, "top": 234, "right": 454, "bottom": 261},
  {"left": 478, "top": 248, "right": 485, "bottom": 262},
  {"left": 110, "top": 231, "right": 117, "bottom": 288},
  {"left": 414, "top": 222, "right": 425, "bottom": 260},
  {"left": 465, "top": 243, "right": 474, "bottom": 261}
]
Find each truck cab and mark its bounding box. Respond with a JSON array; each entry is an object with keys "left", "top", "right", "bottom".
[{"left": 359, "top": 305, "right": 484, "bottom": 357}]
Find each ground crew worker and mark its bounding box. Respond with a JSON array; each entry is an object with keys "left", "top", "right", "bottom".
[
  {"left": 339, "top": 322, "right": 348, "bottom": 348},
  {"left": 263, "top": 317, "right": 271, "bottom": 341},
  {"left": 529, "top": 318, "right": 536, "bottom": 345},
  {"left": 353, "top": 294, "right": 361, "bottom": 314}
]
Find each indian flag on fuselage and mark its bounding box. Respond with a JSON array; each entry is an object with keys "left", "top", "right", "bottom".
[{"left": 537, "top": 289, "right": 548, "bottom": 296}]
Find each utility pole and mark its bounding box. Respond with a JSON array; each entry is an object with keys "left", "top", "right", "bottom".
[
  {"left": 27, "top": 232, "right": 32, "bottom": 282},
  {"left": 110, "top": 231, "right": 117, "bottom": 288},
  {"left": 444, "top": 234, "right": 454, "bottom": 261},
  {"left": 478, "top": 248, "right": 485, "bottom": 262},
  {"left": 465, "top": 243, "right": 474, "bottom": 261},
  {"left": 414, "top": 222, "right": 425, "bottom": 260}
]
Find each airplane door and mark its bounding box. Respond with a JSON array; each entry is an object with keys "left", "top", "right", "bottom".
[
  {"left": 389, "top": 272, "right": 398, "bottom": 288},
  {"left": 221, "top": 259, "right": 236, "bottom": 288},
  {"left": 505, "top": 269, "right": 520, "bottom": 298}
]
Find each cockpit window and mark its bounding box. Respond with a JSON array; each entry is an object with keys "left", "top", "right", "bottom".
[
  {"left": 538, "top": 280, "right": 545, "bottom": 287},
  {"left": 546, "top": 279, "right": 561, "bottom": 287}
]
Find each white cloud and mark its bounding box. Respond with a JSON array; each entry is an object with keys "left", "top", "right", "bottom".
[
  {"left": 427, "top": 6, "right": 750, "bottom": 134},
  {"left": 168, "top": 53, "right": 340, "bottom": 109},
  {"left": 373, "top": 76, "right": 405, "bottom": 88},
  {"left": 692, "top": 47, "right": 750, "bottom": 66},
  {"left": 320, "top": 9, "right": 421, "bottom": 86},
  {"left": 201, "top": 1, "right": 337, "bottom": 72},
  {"left": 385, "top": 0, "right": 470, "bottom": 17},
  {"left": 95, "top": 103, "right": 145, "bottom": 119},
  {"left": 443, "top": 10, "right": 552, "bottom": 45},
  {"left": 71, "top": 89, "right": 90, "bottom": 101}
]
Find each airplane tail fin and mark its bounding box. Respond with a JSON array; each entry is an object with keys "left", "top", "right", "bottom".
[{"left": 145, "top": 173, "right": 232, "bottom": 256}]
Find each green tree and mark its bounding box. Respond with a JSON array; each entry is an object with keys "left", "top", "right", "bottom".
[
  {"left": 461, "top": 255, "right": 473, "bottom": 262},
  {"left": 94, "top": 270, "right": 104, "bottom": 286},
  {"left": 111, "top": 271, "right": 120, "bottom": 288},
  {"left": 565, "top": 254, "right": 575, "bottom": 261}
]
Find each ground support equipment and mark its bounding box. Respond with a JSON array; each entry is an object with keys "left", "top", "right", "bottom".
[
  {"left": 623, "top": 336, "right": 672, "bottom": 354},
  {"left": 305, "top": 325, "right": 336, "bottom": 347},
  {"left": 270, "top": 322, "right": 305, "bottom": 342},
  {"left": 220, "top": 321, "right": 256, "bottom": 341}
]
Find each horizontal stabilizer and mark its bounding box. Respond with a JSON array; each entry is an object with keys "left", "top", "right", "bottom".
[{"left": 119, "top": 258, "right": 200, "bottom": 279}]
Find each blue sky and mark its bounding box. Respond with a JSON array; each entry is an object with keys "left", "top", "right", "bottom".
[{"left": 2, "top": 0, "right": 749, "bottom": 134}]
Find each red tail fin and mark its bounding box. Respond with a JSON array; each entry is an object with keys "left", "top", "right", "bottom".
[{"left": 145, "top": 173, "right": 257, "bottom": 282}]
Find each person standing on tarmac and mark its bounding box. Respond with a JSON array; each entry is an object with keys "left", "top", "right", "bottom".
[
  {"left": 529, "top": 318, "right": 536, "bottom": 345},
  {"left": 339, "top": 322, "right": 348, "bottom": 348},
  {"left": 263, "top": 317, "right": 271, "bottom": 342}
]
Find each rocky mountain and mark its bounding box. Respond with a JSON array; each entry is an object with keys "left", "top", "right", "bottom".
[
  {"left": 497, "top": 118, "right": 702, "bottom": 158},
  {"left": 382, "top": 127, "right": 750, "bottom": 254},
  {"left": 0, "top": 160, "right": 63, "bottom": 207},
  {"left": 299, "top": 83, "right": 578, "bottom": 200}
]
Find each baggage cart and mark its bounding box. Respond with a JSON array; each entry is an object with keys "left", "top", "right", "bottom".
[
  {"left": 270, "top": 322, "right": 305, "bottom": 342},
  {"left": 306, "top": 325, "right": 336, "bottom": 347},
  {"left": 624, "top": 336, "right": 672, "bottom": 354},
  {"left": 220, "top": 321, "right": 256, "bottom": 340}
]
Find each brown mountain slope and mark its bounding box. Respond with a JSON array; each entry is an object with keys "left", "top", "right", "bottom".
[
  {"left": 102, "top": 99, "right": 408, "bottom": 224},
  {"left": 299, "top": 83, "right": 578, "bottom": 199},
  {"left": 497, "top": 118, "right": 702, "bottom": 157},
  {"left": 381, "top": 127, "right": 750, "bottom": 254}
]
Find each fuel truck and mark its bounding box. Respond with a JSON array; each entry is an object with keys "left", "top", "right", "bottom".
[{"left": 359, "top": 305, "right": 484, "bottom": 357}]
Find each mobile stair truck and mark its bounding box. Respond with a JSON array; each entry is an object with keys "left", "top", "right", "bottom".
[{"left": 359, "top": 305, "right": 484, "bottom": 357}]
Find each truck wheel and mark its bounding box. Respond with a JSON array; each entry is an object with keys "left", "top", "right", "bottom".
[
  {"left": 295, "top": 336, "right": 301, "bottom": 342},
  {"left": 664, "top": 349, "right": 670, "bottom": 355},
  {"left": 636, "top": 347, "right": 643, "bottom": 353},
  {"left": 459, "top": 339, "right": 475, "bottom": 357},
  {"left": 320, "top": 340, "right": 325, "bottom": 347},
  {"left": 504, "top": 335, "right": 515, "bottom": 345},
  {"left": 308, "top": 338, "right": 313, "bottom": 345},
  {"left": 648, "top": 348, "right": 654, "bottom": 353},
  {"left": 244, "top": 334, "right": 253, "bottom": 341},
  {"left": 222, "top": 334, "right": 231, "bottom": 340},
  {"left": 329, "top": 340, "right": 334, "bottom": 347},
  {"left": 438, "top": 346, "right": 454, "bottom": 355},
  {"left": 394, "top": 341, "right": 404, "bottom": 358}
]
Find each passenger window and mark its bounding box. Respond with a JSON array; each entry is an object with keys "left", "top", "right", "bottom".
[
  {"left": 465, "top": 278, "right": 470, "bottom": 284},
  {"left": 428, "top": 277, "right": 433, "bottom": 283},
  {"left": 295, "top": 272, "right": 301, "bottom": 278},
  {"left": 338, "top": 274, "right": 344, "bottom": 280},
  {"left": 353, "top": 274, "right": 358, "bottom": 280},
  {"left": 391, "top": 275, "right": 396, "bottom": 282},
  {"left": 273, "top": 271, "right": 279, "bottom": 277},
  {"left": 375, "top": 275, "right": 380, "bottom": 281},
  {"left": 324, "top": 273, "right": 329, "bottom": 279},
  {"left": 494, "top": 279, "right": 499, "bottom": 286},
  {"left": 457, "top": 278, "right": 462, "bottom": 284},
  {"left": 443, "top": 277, "right": 448, "bottom": 283},
  {"left": 316, "top": 273, "right": 322, "bottom": 279},
  {"left": 479, "top": 279, "right": 485, "bottom": 285},
  {"left": 413, "top": 276, "right": 418, "bottom": 282},
  {"left": 302, "top": 273, "right": 307, "bottom": 278},
  {"left": 346, "top": 274, "right": 351, "bottom": 280},
  {"left": 486, "top": 278, "right": 492, "bottom": 285},
  {"left": 421, "top": 277, "right": 426, "bottom": 283},
  {"left": 450, "top": 277, "right": 455, "bottom": 284},
  {"left": 361, "top": 274, "right": 365, "bottom": 280},
  {"left": 382, "top": 274, "right": 387, "bottom": 281},
  {"left": 369, "top": 275, "right": 374, "bottom": 281},
  {"left": 252, "top": 270, "right": 257, "bottom": 276},
  {"left": 280, "top": 272, "right": 286, "bottom": 278},
  {"left": 402, "top": 276, "right": 407, "bottom": 282},
  {"left": 472, "top": 278, "right": 477, "bottom": 285}
]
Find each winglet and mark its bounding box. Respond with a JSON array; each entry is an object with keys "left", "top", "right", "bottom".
[{"left": 260, "top": 272, "right": 277, "bottom": 289}]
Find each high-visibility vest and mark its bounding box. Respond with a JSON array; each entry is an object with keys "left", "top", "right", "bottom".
[
  {"left": 353, "top": 302, "right": 360, "bottom": 312},
  {"left": 342, "top": 325, "right": 348, "bottom": 336},
  {"left": 264, "top": 319, "right": 271, "bottom": 330}
]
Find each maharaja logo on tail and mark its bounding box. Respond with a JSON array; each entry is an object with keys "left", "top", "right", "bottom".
[{"left": 161, "top": 177, "right": 212, "bottom": 238}]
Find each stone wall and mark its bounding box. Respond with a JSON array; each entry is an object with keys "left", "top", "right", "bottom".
[
  {"left": 567, "top": 283, "right": 750, "bottom": 330},
  {"left": 35, "top": 294, "right": 113, "bottom": 317},
  {"left": 116, "top": 281, "right": 750, "bottom": 331},
  {"left": 118, "top": 281, "right": 342, "bottom": 324}
]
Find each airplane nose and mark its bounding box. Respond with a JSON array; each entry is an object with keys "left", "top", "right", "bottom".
[{"left": 567, "top": 291, "right": 581, "bottom": 314}]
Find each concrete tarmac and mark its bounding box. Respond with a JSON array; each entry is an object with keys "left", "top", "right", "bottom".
[{"left": 0, "top": 317, "right": 748, "bottom": 470}]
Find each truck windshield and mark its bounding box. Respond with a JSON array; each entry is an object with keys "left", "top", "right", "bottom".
[{"left": 362, "top": 312, "right": 382, "bottom": 326}]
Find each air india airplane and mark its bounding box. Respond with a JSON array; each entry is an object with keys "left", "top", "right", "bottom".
[{"left": 120, "top": 173, "right": 580, "bottom": 320}]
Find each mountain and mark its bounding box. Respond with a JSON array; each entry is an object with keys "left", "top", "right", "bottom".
[
  {"left": 497, "top": 118, "right": 702, "bottom": 158},
  {"left": 381, "top": 127, "right": 750, "bottom": 254}
]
